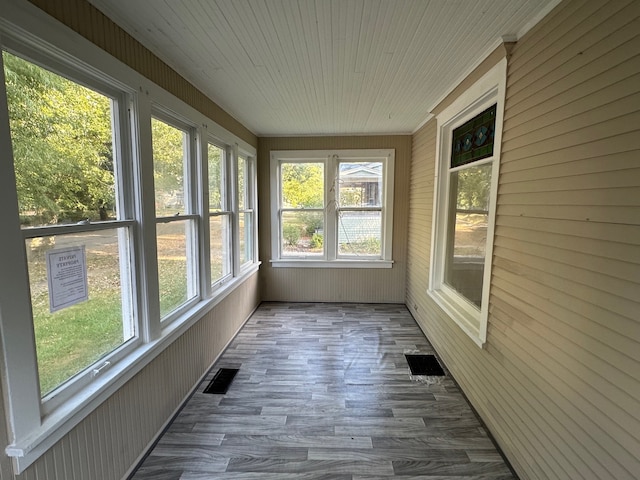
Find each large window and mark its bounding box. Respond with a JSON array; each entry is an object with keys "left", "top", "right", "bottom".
[
  {"left": 270, "top": 149, "right": 394, "bottom": 267},
  {"left": 0, "top": 23, "right": 258, "bottom": 472},
  {"left": 429, "top": 59, "right": 506, "bottom": 347},
  {"left": 2, "top": 50, "right": 138, "bottom": 403},
  {"left": 237, "top": 154, "right": 256, "bottom": 267},
  {"left": 207, "top": 141, "right": 232, "bottom": 285},
  {"left": 151, "top": 115, "right": 198, "bottom": 320}
]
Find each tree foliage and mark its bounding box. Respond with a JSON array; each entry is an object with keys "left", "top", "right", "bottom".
[
  {"left": 281, "top": 163, "right": 323, "bottom": 208},
  {"left": 151, "top": 117, "right": 185, "bottom": 215},
  {"left": 4, "top": 51, "right": 115, "bottom": 225},
  {"left": 455, "top": 164, "right": 491, "bottom": 211}
]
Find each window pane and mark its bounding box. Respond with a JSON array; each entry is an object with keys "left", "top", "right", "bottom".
[
  {"left": 152, "top": 117, "right": 186, "bottom": 216},
  {"left": 156, "top": 220, "right": 194, "bottom": 317},
  {"left": 338, "top": 211, "right": 381, "bottom": 256},
  {"left": 237, "top": 156, "right": 247, "bottom": 210},
  {"left": 281, "top": 210, "right": 324, "bottom": 257},
  {"left": 210, "top": 214, "right": 231, "bottom": 282},
  {"left": 3, "top": 51, "right": 118, "bottom": 227},
  {"left": 25, "top": 228, "right": 134, "bottom": 396},
  {"left": 281, "top": 162, "right": 324, "bottom": 208},
  {"left": 208, "top": 143, "right": 224, "bottom": 211},
  {"left": 338, "top": 162, "right": 382, "bottom": 207},
  {"left": 445, "top": 163, "right": 492, "bottom": 307},
  {"left": 451, "top": 104, "right": 496, "bottom": 168},
  {"left": 239, "top": 211, "right": 254, "bottom": 264}
]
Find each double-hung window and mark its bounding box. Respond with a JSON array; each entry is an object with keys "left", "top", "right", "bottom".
[
  {"left": 207, "top": 141, "right": 232, "bottom": 286},
  {"left": 429, "top": 58, "right": 506, "bottom": 347},
  {"left": 0, "top": 17, "right": 259, "bottom": 471},
  {"left": 151, "top": 115, "right": 199, "bottom": 321},
  {"left": 1, "top": 47, "right": 139, "bottom": 410},
  {"left": 270, "top": 149, "right": 394, "bottom": 268},
  {"left": 237, "top": 153, "right": 257, "bottom": 268}
]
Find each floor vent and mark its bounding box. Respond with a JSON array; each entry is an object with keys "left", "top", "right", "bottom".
[
  {"left": 203, "top": 368, "right": 239, "bottom": 394},
  {"left": 405, "top": 354, "right": 445, "bottom": 376}
]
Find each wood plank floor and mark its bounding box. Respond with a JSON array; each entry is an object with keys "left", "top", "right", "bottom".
[{"left": 131, "top": 303, "right": 516, "bottom": 479}]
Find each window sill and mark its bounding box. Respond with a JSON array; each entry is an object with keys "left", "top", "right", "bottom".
[
  {"left": 427, "top": 286, "right": 486, "bottom": 348},
  {"left": 5, "top": 262, "right": 260, "bottom": 474},
  {"left": 270, "top": 259, "right": 393, "bottom": 269}
]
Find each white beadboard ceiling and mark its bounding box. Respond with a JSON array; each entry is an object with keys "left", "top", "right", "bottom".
[{"left": 88, "top": 0, "right": 558, "bottom": 136}]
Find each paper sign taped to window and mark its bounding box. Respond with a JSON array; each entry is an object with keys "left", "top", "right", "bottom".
[{"left": 46, "top": 246, "right": 88, "bottom": 313}]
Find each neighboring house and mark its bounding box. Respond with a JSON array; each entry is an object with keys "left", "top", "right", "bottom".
[{"left": 0, "top": 0, "right": 637, "bottom": 479}]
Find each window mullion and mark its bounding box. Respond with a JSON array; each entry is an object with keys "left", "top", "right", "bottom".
[
  {"left": 230, "top": 144, "right": 240, "bottom": 276},
  {"left": 325, "top": 155, "right": 337, "bottom": 260},
  {"left": 0, "top": 55, "right": 42, "bottom": 440},
  {"left": 132, "top": 95, "right": 161, "bottom": 341}
]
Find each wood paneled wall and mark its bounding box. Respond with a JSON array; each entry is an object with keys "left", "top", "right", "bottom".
[
  {"left": 0, "top": 1, "right": 261, "bottom": 479},
  {"left": 13, "top": 273, "right": 259, "bottom": 480},
  {"left": 406, "top": 0, "right": 640, "bottom": 479},
  {"left": 258, "top": 135, "right": 411, "bottom": 304}
]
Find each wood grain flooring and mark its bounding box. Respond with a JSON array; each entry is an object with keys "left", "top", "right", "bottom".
[{"left": 130, "top": 303, "right": 516, "bottom": 479}]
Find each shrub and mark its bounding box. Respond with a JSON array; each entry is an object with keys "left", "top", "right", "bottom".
[
  {"left": 311, "top": 233, "right": 323, "bottom": 248},
  {"left": 283, "top": 224, "right": 301, "bottom": 246}
]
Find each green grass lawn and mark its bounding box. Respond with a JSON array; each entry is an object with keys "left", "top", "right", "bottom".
[{"left": 29, "top": 228, "right": 191, "bottom": 396}]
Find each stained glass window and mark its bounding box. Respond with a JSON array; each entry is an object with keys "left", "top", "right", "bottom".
[{"left": 451, "top": 104, "right": 497, "bottom": 168}]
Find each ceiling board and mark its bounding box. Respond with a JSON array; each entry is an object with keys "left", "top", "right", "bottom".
[{"left": 88, "top": 0, "right": 558, "bottom": 135}]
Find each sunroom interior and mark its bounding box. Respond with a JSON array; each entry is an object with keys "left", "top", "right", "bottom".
[{"left": 0, "top": 0, "right": 638, "bottom": 479}]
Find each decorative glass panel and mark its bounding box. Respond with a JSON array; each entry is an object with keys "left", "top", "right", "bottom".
[{"left": 451, "top": 104, "right": 496, "bottom": 168}]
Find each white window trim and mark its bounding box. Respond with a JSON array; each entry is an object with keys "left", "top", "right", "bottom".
[
  {"left": 428, "top": 57, "right": 507, "bottom": 348},
  {"left": 0, "top": 0, "right": 259, "bottom": 473},
  {"left": 270, "top": 149, "right": 394, "bottom": 268}
]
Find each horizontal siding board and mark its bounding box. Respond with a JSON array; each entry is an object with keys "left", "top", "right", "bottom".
[
  {"left": 487, "top": 317, "right": 638, "bottom": 480},
  {"left": 495, "top": 224, "right": 640, "bottom": 266},
  {"left": 507, "top": 0, "right": 637, "bottom": 94},
  {"left": 508, "top": 0, "right": 590, "bottom": 70},
  {"left": 501, "top": 111, "right": 640, "bottom": 155},
  {"left": 504, "top": 88, "right": 640, "bottom": 149},
  {"left": 492, "top": 260, "right": 639, "bottom": 341},
  {"left": 496, "top": 203, "right": 638, "bottom": 225},
  {"left": 499, "top": 150, "right": 638, "bottom": 183},
  {"left": 499, "top": 185, "right": 640, "bottom": 204},
  {"left": 507, "top": 28, "right": 639, "bottom": 122},
  {"left": 504, "top": 65, "right": 640, "bottom": 133},
  {"left": 494, "top": 232, "right": 639, "bottom": 285},
  {"left": 500, "top": 130, "right": 637, "bottom": 168}
]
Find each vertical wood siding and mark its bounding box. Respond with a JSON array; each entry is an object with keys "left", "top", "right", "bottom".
[
  {"left": 14, "top": 272, "right": 259, "bottom": 480},
  {"left": 26, "top": 0, "right": 257, "bottom": 148},
  {"left": 406, "top": 1, "right": 640, "bottom": 479},
  {"left": 258, "top": 135, "right": 411, "bottom": 304}
]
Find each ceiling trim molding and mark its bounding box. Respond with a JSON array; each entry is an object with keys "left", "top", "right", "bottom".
[{"left": 516, "top": 0, "right": 563, "bottom": 40}]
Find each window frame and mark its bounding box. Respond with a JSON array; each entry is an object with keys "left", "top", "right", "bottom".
[
  {"left": 1, "top": 41, "right": 144, "bottom": 414},
  {"left": 205, "top": 138, "right": 233, "bottom": 289},
  {"left": 428, "top": 58, "right": 507, "bottom": 347},
  {"left": 0, "top": 3, "right": 259, "bottom": 473},
  {"left": 150, "top": 110, "right": 201, "bottom": 324},
  {"left": 270, "top": 149, "right": 394, "bottom": 268}
]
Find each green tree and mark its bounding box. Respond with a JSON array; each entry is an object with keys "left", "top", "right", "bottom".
[
  {"left": 3, "top": 51, "right": 115, "bottom": 225},
  {"left": 281, "top": 163, "right": 323, "bottom": 208},
  {"left": 151, "top": 118, "right": 185, "bottom": 215}
]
